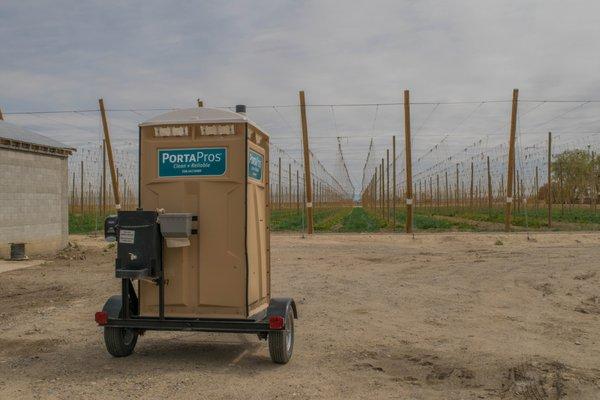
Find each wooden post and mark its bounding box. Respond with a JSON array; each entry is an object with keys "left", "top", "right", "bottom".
[
  {"left": 299, "top": 91, "right": 314, "bottom": 234},
  {"left": 0, "top": 107, "right": 4, "bottom": 120},
  {"left": 71, "top": 172, "right": 76, "bottom": 213},
  {"left": 374, "top": 167, "right": 378, "bottom": 210},
  {"left": 429, "top": 176, "right": 433, "bottom": 210},
  {"left": 374, "top": 167, "right": 378, "bottom": 213},
  {"left": 516, "top": 169, "right": 520, "bottom": 213},
  {"left": 392, "top": 136, "right": 397, "bottom": 227},
  {"left": 296, "top": 170, "right": 300, "bottom": 211},
  {"left": 534, "top": 166, "right": 539, "bottom": 212},
  {"left": 80, "top": 161, "right": 84, "bottom": 215},
  {"left": 487, "top": 156, "right": 492, "bottom": 214},
  {"left": 302, "top": 174, "right": 307, "bottom": 210},
  {"left": 380, "top": 159, "right": 385, "bottom": 217},
  {"left": 591, "top": 152, "right": 596, "bottom": 212},
  {"left": 404, "top": 90, "right": 414, "bottom": 233},
  {"left": 99, "top": 98, "right": 121, "bottom": 210},
  {"left": 277, "top": 157, "right": 282, "bottom": 209},
  {"left": 102, "top": 140, "right": 106, "bottom": 215},
  {"left": 445, "top": 170, "right": 449, "bottom": 208},
  {"left": 504, "top": 89, "right": 519, "bottom": 231},
  {"left": 455, "top": 164, "right": 459, "bottom": 208},
  {"left": 520, "top": 178, "right": 524, "bottom": 214},
  {"left": 436, "top": 174, "right": 440, "bottom": 210},
  {"left": 386, "top": 149, "right": 390, "bottom": 222},
  {"left": 88, "top": 182, "right": 92, "bottom": 214},
  {"left": 547, "top": 132, "right": 552, "bottom": 227},
  {"left": 288, "top": 163, "right": 292, "bottom": 209},
  {"left": 469, "top": 161, "right": 474, "bottom": 210},
  {"left": 369, "top": 171, "right": 373, "bottom": 210}
]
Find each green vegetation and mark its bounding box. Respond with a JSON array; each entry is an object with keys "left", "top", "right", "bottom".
[
  {"left": 338, "top": 207, "right": 387, "bottom": 232},
  {"left": 393, "top": 210, "right": 475, "bottom": 231},
  {"left": 69, "top": 213, "right": 108, "bottom": 234},
  {"left": 269, "top": 209, "right": 306, "bottom": 231},
  {"left": 413, "top": 213, "right": 474, "bottom": 231},
  {"left": 544, "top": 149, "right": 598, "bottom": 204},
  {"left": 420, "top": 206, "right": 600, "bottom": 230},
  {"left": 271, "top": 206, "right": 476, "bottom": 232},
  {"left": 270, "top": 207, "right": 351, "bottom": 231},
  {"left": 71, "top": 204, "right": 600, "bottom": 236},
  {"left": 271, "top": 206, "right": 388, "bottom": 232},
  {"left": 314, "top": 208, "right": 351, "bottom": 231}
]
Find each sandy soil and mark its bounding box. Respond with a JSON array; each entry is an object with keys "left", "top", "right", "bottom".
[{"left": 0, "top": 232, "right": 599, "bottom": 399}]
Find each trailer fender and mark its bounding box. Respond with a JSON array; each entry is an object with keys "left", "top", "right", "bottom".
[
  {"left": 267, "top": 297, "right": 298, "bottom": 320},
  {"left": 102, "top": 295, "right": 124, "bottom": 319}
]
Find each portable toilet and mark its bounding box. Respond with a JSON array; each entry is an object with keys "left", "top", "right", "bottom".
[{"left": 96, "top": 105, "right": 297, "bottom": 364}]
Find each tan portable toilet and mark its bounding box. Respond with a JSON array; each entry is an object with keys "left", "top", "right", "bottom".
[{"left": 96, "top": 106, "right": 297, "bottom": 364}]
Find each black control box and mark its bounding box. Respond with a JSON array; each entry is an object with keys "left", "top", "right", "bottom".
[{"left": 114, "top": 211, "right": 162, "bottom": 279}]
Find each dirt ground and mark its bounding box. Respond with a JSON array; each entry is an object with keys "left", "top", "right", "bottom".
[{"left": 1, "top": 232, "right": 599, "bottom": 399}]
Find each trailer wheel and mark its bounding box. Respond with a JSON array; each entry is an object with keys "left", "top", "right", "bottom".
[
  {"left": 104, "top": 327, "right": 138, "bottom": 357},
  {"left": 268, "top": 307, "right": 294, "bottom": 364}
]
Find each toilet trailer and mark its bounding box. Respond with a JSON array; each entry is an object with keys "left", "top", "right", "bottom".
[
  {"left": 95, "top": 106, "right": 297, "bottom": 364},
  {"left": 139, "top": 107, "right": 271, "bottom": 319}
]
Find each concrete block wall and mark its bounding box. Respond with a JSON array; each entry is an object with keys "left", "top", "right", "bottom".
[{"left": 0, "top": 148, "right": 69, "bottom": 259}]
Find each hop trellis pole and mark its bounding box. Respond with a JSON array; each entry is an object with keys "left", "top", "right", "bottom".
[
  {"left": 299, "top": 90, "right": 314, "bottom": 234},
  {"left": 404, "top": 90, "right": 414, "bottom": 234},
  {"left": 548, "top": 132, "right": 552, "bottom": 228},
  {"left": 504, "top": 89, "right": 519, "bottom": 232}
]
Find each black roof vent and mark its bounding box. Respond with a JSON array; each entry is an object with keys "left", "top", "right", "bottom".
[{"left": 235, "top": 104, "right": 246, "bottom": 114}]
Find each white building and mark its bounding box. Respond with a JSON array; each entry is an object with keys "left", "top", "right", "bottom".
[{"left": 0, "top": 120, "right": 74, "bottom": 259}]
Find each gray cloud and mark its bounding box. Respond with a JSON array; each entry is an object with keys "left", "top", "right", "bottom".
[{"left": 1, "top": 0, "right": 600, "bottom": 193}]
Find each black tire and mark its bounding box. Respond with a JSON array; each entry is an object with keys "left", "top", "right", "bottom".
[
  {"left": 268, "top": 307, "right": 294, "bottom": 364},
  {"left": 104, "top": 327, "right": 138, "bottom": 357}
]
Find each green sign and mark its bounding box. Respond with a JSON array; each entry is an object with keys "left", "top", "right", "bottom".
[
  {"left": 248, "top": 149, "right": 263, "bottom": 181},
  {"left": 158, "top": 147, "right": 227, "bottom": 177}
]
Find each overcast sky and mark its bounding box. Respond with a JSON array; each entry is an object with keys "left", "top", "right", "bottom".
[{"left": 2, "top": 1, "right": 600, "bottom": 193}]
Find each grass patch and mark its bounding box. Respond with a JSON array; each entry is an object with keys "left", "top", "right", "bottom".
[
  {"left": 270, "top": 207, "right": 352, "bottom": 231},
  {"left": 270, "top": 209, "right": 306, "bottom": 231},
  {"left": 69, "top": 213, "right": 107, "bottom": 234},
  {"left": 271, "top": 207, "right": 387, "bottom": 232},
  {"left": 338, "top": 207, "right": 387, "bottom": 232},
  {"left": 393, "top": 210, "right": 475, "bottom": 231},
  {"left": 77, "top": 205, "right": 600, "bottom": 235},
  {"left": 314, "top": 208, "right": 352, "bottom": 231},
  {"left": 427, "top": 206, "right": 600, "bottom": 230}
]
